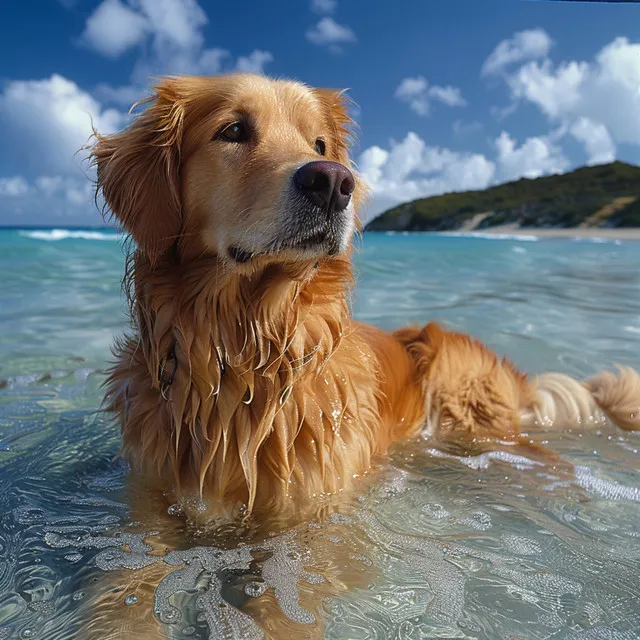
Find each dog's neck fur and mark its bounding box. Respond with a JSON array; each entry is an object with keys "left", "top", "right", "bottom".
[{"left": 109, "top": 250, "right": 377, "bottom": 517}]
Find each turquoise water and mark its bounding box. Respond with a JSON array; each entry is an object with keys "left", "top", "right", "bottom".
[{"left": 1, "top": 228, "right": 639, "bottom": 639}]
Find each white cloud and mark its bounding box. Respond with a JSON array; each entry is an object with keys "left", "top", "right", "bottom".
[
  {"left": 35, "top": 175, "right": 95, "bottom": 205},
  {"left": 83, "top": 0, "right": 209, "bottom": 62},
  {"left": 0, "top": 74, "right": 125, "bottom": 175},
  {"left": 0, "top": 175, "right": 101, "bottom": 223},
  {"left": 428, "top": 85, "right": 466, "bottom": 107},
  {"left": 395, "top": 77, "right": 429, "bottom": 115},
  {"left": 236, "top": 50, "right": 274, "bottom": 74},
  {"left": 81, "top": 0, "right": 149, "bottom": 58},
  {"left": 453, "top": 120, "right": 483, "bottom": 136},
  {"left": 0, "top": 75, "right": 122, "bottom": 222},
  {"left": 495, "top": 131, "right": 569, "bottom": 181},
  {"left": 491, "top": 34, "right": 640, "bottom": 164},
  {"left": 507, "top": 58, "right": 587, "bottom": 119},
  {"left": 357, "top": 132, "right": 496, "bottom": 220},
  {"left": 482, "top": 28, "right": 553, "bottom": 76},
  {"left": 306, "top": 17, "right": 356, "bottom": 52},
  {"left": 569, "top": 117, "right": 616, "bottom": 166},
  {"left": 94, "top": 82, "right": 147, "bottom": 108},
  {"left": 197, "top": 48, "right": 231, "bottom": 74},
  {"left": 311, "top": 0, "right": 336, "bottom": 14},
  {"left": 395, "top": 76, "right": 466, "bottom": 116},
  {"left": 0, "top": 177, "right": 29, "bottom": 197},
  {"left": 82, "top": 0, "right": 273, "bottom": 105}
]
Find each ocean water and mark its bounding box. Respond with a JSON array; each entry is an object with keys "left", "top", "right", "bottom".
[{"left": 1, "top": 228, "right": 639, "bottom": 639}]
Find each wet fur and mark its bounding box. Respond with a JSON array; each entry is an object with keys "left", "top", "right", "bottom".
[{"left": 88, "top": 73, "right": 640, "bottom": 638}]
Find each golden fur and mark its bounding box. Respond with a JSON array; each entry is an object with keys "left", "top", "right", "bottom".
[{"left": 88, "top": 72, "right": 640, "bottom": 637}]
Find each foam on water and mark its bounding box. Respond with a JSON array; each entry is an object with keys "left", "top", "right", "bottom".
[
  {"left": 19, "top": 229, "right": 121, "bottom": 242},
  {"left": 439, "top": 231, "right": 540, "bottom": 241}
]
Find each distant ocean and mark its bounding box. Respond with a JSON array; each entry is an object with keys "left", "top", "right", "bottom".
[
  {"left": 2, "top": 226, "right": 640, "bottom": 380},
  {"left": 1, "top": 227, "right": 640, "bottom": 638}
]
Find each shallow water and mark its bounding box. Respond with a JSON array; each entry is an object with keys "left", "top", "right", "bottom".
[{"left": 1, "top": 229, "right": 639, "bottom": 639}]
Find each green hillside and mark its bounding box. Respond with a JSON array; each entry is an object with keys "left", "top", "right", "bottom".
[{"left": 365, "top": 161, "right": 640, "bottom": 232}]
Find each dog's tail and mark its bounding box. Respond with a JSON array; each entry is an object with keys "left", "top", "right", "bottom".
[{"left": 520, "top": 366, "right": 640, "bottom": 431}]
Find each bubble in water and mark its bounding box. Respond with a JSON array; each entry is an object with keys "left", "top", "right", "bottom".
[
  {"left": 72, "top": 591, "right": 86, "bottom": 601},
  {"left": 182, "top": 627, "right": 196, "bottom": 636},
  {"left": 167, "top": 504, "right": 183, "bottom": 517},
  {"left": 124, "top": 594, "right": 139, "bottom": 606},
  {"left": 244, "top": 581, "right": 267, "bottom": 598},
  {"left": 157, "top": 606, "right": 182, "bottom": 625},
  {"left": 28, "top": 601, "right": 54, "bottom": 616},
  {"left": 20, "top": 630, "right": 35, "bottom": 639}
]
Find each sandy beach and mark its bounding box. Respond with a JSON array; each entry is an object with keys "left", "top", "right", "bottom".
[{"left": 458, "top": 225, "right": 640, "bottom": 241}]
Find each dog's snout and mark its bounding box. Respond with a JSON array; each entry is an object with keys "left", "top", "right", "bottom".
[{"left": 294, "top": 161, "right": 355, "bottom": 214}]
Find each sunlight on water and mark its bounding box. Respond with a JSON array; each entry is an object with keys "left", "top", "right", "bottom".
[{"left": 1, "top": 230, "right": 639, "bottom": 639}]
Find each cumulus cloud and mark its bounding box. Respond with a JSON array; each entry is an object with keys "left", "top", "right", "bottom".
[
  {"left": 495, "top": 131, "right": 569, "bottom": 182},
  {"left": 395, "top": 76, "right": 466, "bottom": 116},
  {"left": 507, "top": 58, "right": 587, "bottom": 119},
  {"left": 0, "top": 75, "right": 123, "bottom": 222},
  {"left": 306, "top": 17, "right": 356, "bottom": 53},
  {"left": 482, "top": 28, "right": 553, "bottom": 76},
  {"left": 80, "top": 0, "right": 149, "bottom": 58},
  {"left": 82, "top": 0, "right": 273, "bottom": 105},
  {"left": 82, "top": 0, "right": 208, "bottom": 61},
  {"left": 357, "top": 132, "right": 496, "bottom": 221},
  {"left": 311, "top": 0, "right": 336, "bottom": 14},
  {"left": 488, "top": 33, "right": 640, "bottom": 166},
  {"left": 0, "top": 74, "right": 125, "bottom": 176},
  {"left": 236, "top": 50, "right": 274, "bottom": 74},
  {"left": 569, "top": 118, "right": 616, "bottom": 166}
]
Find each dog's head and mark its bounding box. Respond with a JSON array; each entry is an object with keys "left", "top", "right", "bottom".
[{"left": 92, "top": 74, "right": 363, "bottom": 267}]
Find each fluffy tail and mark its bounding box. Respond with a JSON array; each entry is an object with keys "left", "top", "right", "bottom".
[{"left": 520, "top": 366, "right": 640, "bottom": 431}]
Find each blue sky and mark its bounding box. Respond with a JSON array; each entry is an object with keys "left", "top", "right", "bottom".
[{"left": 1, "top": 0, "right": 639, "bottom": 226}]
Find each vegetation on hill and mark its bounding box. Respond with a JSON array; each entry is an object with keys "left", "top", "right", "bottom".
[{"left": 365, "top": 161, "right": 640, "bottom": 232}]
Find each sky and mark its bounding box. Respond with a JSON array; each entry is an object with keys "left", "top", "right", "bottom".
[{"left": 1, "top": 0, "right": 639, "bottom": 226}]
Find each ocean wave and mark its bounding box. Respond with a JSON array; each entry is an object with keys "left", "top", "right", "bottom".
[
  {"left": 19, "top": 229, "right": 121, "bottom": 242},
  {"left": 439, "top": 231, "right": 539, "bottom": 242}
]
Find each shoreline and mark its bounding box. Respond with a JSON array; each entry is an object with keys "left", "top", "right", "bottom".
[
  {"left": 373, "top": 227, "right": 640, "bottom": 241},
  {"left": 460, "top": 226, "right": 640, "bottom": 241}
]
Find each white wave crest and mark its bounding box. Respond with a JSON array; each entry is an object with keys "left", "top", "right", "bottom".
[
  {"left": 439, "top": 231, "right": 540, "bottom": 242},
  {"left": 19, "top": 229, "right": 121, "bottom": 241}
]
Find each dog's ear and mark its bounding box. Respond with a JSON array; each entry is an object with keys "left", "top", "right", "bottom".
[
  {"left": 312, "top": 88, "right": 355, "bottom": 165},
  {"left": 91, "top": 79, "right": 185, "bottom": 265}
]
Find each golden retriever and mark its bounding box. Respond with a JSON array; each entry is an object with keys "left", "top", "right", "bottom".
[{"left": 88, "top": 72, "right": 640, "bottom": 637}]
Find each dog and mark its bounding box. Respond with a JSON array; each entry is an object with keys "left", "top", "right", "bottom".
[{"left": 88, "top": 72, "right": 640, "bottom": 637}]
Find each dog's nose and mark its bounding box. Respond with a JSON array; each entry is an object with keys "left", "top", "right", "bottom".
[{"left": 294, "top": 161, "right": 355, "bottom": 214}]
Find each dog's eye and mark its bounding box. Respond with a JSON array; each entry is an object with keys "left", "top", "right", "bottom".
[
  {"left": 315, "top": 139, "right": 326, "bottom": 156},
  {"left": 216, "top": 122, "right": 249, "bottom": 143}
]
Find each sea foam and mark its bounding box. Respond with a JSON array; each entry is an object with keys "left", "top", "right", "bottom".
[{"left": 19, "top": 229, "right": 121, "bottom": 241}]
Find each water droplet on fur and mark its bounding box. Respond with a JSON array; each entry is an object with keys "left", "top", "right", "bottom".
[
  {"left": 124, "top": 594, "right": 139, "bottom": 606},
  {"left": 244, "top": 581, "right": 267, "bottom": 598}
]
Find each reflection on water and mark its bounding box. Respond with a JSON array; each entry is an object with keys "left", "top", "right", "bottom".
[{"left": 1, "top": 231, "right": 639, "bottom": 639}]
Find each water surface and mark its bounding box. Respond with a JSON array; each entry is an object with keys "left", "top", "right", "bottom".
[{"left": 1, "top": 229, "right": 639, "bottom": 639}]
